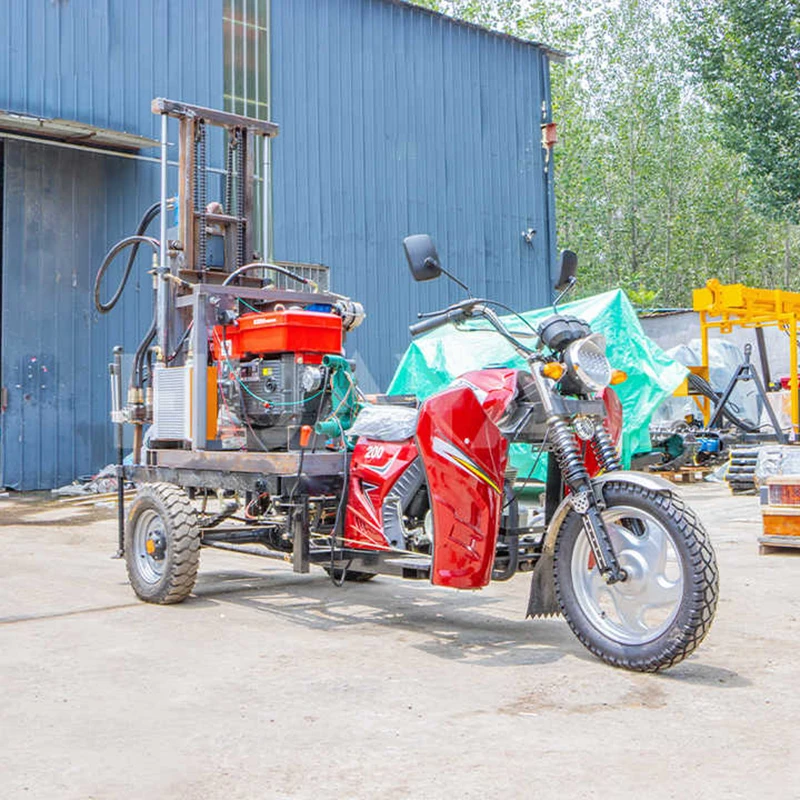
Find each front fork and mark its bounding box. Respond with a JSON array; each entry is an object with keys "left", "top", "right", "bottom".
[
  {"left": 548, "top": 419, "right": 626, "bottom": 583},
  {"left": 532, "top": 366, "right": 626, "bottom": 584}
]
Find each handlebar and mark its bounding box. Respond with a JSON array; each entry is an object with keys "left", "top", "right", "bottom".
[
  {"left": 408, "top": 301, "right": 534, "bottom": 357},
  {"left": 408, "top": 307, "right": 468, "bottom": 336}
]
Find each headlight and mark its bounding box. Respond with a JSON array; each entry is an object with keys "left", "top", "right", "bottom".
[{"left": 564, "top": 334, "right": 612, "bottom": 393}]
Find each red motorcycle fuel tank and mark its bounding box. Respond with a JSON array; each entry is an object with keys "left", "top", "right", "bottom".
[
  {"left": 453, "top": 369, "right": 521, "bottom": 423},
  {"left": 416, "top": 384, "right": 509, "bottom": 589}
]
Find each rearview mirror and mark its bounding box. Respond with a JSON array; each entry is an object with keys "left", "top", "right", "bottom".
[
  {"left": 403, "top": 234, "right": 442, "bottom": 282},
  {"left": 555, "top": 249, "right": 578, "bottom": 291}
]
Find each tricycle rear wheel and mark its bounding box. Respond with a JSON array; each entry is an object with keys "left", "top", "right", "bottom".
[{"left": 125, "top": 483, "right": 200, "bottom": 604}]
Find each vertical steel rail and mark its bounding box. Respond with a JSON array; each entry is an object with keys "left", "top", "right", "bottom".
[
  {"left": 111, "top": 346, "right": 125, "bottom": 557},
  {"left": 700, "top": 310, "right": 710, "bottom": 426},
  {"left": 791, "top": 314, "right": 799, "bottom": 439},
  {"left": 157, "top": 112, "right": 169, "bottom": 357},
  {"left": 265, "top": 0, "right": 273, "bottom": 260},
  {"left": 262, "top": 134, "right": 270, "bottom": 260},
  {"left": 191, "top": 290, "right": 207, "bottom": 451}
]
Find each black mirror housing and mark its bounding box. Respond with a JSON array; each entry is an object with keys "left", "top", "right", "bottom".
[
  {"left": 555, "top": 249, "right": 578, "bottom": 291},
  {"left": 403, "top": 234, "right": 442, "bottom": 282}
]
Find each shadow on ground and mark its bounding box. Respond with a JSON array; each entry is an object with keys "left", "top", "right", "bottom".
[{"left": 192, "top": 567, "right": 572, "bottom": 668}]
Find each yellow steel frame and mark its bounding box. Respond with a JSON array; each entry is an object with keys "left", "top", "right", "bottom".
[{"left": 693, "top": 279, "right": 800, "bottom": 433}]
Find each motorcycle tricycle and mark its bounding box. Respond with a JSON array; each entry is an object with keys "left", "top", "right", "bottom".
[
  {"left": 336, "top": 235, "right": 718, "bottom": 671},
  {"left": 110, "top": 101, "right": 717, "bottom": 673},
  {"left": 119, "top": 231, "right": 717, "bottom": 673}
]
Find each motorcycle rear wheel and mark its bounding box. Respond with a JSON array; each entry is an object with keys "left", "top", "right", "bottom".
[{"left": 553, "top": 482, "right": 718, "bottom": 671}]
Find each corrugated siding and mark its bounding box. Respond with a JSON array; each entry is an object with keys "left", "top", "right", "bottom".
[
  {"left": 2, "top": 142, "right": 148, "bottom": 488},
  {"left": 0, "top": 0, "right": 554, "bottom": 488},
  {"left": 0, "top": 0, "right": 223, "bottom": 141},
  {"left": 270, "top": 0, "right": 555, "bottom": 391},
  {"left": 0, "top": 0, "right": 223, "bottom": 489}
]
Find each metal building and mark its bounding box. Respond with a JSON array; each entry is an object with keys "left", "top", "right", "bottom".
[{"left": 0, "top": 0, "right": 559, "bottom": 489}]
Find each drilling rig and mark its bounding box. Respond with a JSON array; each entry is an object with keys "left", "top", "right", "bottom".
[{"left": 97, "top": 100, "right": 365, "bottom": 602}]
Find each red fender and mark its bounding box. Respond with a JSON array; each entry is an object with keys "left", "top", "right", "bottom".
[{"left": 416, "top": 385, "right": 509, "bottom": 589}]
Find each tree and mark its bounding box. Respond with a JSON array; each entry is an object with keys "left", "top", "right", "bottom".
[
  {"left": 410, "top": 0, "right": 800, "bottom": 302},
  {"left": 684, "top": 0, "right": 800, "bottom": 222}
]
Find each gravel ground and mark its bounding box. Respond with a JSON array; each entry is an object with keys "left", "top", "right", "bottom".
[{"left": 0, "top": 482, "right": 798, "bottom": 799}]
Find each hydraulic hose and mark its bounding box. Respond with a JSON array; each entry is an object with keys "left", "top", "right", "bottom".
[
  {"left": 93, "top": 201, "right": 161, "bottom": 313},
  {"left": 93, "top": 202, "right": 165, "bottom": 391},
  {"left": 686, "top": 372, "right": 760, "bottom": 433},
  {"left": 133, "top": 322, "right": 157, "bottom": 390},
  {"left": 222, "top": 262, "right": 314, "bottom": 289}
]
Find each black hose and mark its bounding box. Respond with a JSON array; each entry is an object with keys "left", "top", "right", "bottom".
[
  {"left": 93, "top": 201, "right": 161, "bottom": 314},
  {"left": 222, "top": 262, "right": 311, "bottom": 288},
  {"left": 167, "top": 321, "right": 193, "bottom": 363},
  {"left": 94, "top": 202, "right": 163, "bottom": 389},
  {"left": 687, "top": 373, "right": 760, "bottom": 433},
  {"left": 132, "top": 322, "right": 157, "bottom": 389}
]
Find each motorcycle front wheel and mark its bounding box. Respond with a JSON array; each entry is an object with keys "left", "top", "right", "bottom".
[{"left": 553, "top": 482, "right": 718, "bottom": 671}]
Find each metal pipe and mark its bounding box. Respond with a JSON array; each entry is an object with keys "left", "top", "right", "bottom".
[
  {"left": 111, "top": 346, "right": 125, "bottom": 557},
  {"left": 0, "top": 130, "right": 230, "bottom": 174},
  {"left": 202, "top": 541, "right": 290, "bottom": 562},
  {"left": 157, "top": 113, "right": 169, "bottom": 358},
  {"left": 261, "top": 136, "right": 272, "bottom": 261},
  {"left": 132, "top": 423, "right": 143, "bottom": 466},
  {"left": 265, "top": 0, "right": 273, "bottom": 260},
  {"left": 191, "top": 291, "right": 207, "bottom": 451}
]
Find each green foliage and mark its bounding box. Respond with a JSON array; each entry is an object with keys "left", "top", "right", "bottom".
[
  {"left": 407, "top": 0, "right": 800, "bottom": 305},
  {"left": 684, "top": 0, "right": 800, "bottom": 221}
]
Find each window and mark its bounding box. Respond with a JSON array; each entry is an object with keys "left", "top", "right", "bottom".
[{"left": 223, "top": 0, "right": 270, "bottom": 257}]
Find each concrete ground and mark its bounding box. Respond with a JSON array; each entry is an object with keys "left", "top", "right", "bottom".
[{"left": 0, "top": 482, "right": 798, "bottom": 800}]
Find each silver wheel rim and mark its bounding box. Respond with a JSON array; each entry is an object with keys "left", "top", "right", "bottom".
[
  {"left": 570, "top": 505, "right": 684, "bottom": 645},
  {"left": 132, "top": 508, "right": 166, "bottom": 585}
]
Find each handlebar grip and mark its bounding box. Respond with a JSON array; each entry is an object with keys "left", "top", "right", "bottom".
[{"left": 409, "top": 308, "right": 465, "bottom": 336}]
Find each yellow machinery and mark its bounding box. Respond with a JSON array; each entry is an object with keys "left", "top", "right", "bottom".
[{"left": 693, "top": 279, "right": 800, "bottom": 435}]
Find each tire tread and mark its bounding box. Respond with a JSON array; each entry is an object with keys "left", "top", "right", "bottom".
[
  {"left": 125, "top": 483, "right": 200, "bottom": 604},
  {"left": 553, "top": 482, "right": 718, "bottom": 672}
]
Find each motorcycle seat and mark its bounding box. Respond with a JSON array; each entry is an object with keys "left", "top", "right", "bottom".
[{"left": 348, "top": 403, "right": 418, "bottom": 442}]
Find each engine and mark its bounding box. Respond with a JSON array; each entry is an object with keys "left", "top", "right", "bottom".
[
  {"left": 211, "top": 306, "right": 358, "bottom": 451},
  {"left": 218, "top": 353, "right": 326, "bottom": 450}
]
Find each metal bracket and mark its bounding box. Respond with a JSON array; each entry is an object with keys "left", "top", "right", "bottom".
[{"left": 570, "top": 490, "right": 591, "bottom": 514}]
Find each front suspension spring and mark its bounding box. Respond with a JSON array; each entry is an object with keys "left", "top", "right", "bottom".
[
  {"left": 591, "top": 427, "right": 622, "bottom": 472},
  {"left": 550, "top": 419, "right": 591, "bottom": 489}
]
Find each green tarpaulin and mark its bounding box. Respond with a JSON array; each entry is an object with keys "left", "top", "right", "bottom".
[{"left": 387, "top": 289, "right": 686, "bottom": 480}]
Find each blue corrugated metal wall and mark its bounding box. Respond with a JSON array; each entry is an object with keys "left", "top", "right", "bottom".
[
  {"left": 0, "top": 0, "right": 223, "bottom": 489},
  {"left": 270, "top": 0, "right": 556, "bottom": 391},
  {"left": 1, "top": 0, "right": 222, "bottom": 142},
  {"left": 0, "top": 0, "right": 554, "bottom": 488}
]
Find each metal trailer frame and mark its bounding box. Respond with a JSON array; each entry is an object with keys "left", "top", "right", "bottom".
[
  {"left": 114, "top": 100, "right": 437, "bottom": 582},
  {"left": 693, "top": 279, "right": 800, "bottom": 435}
]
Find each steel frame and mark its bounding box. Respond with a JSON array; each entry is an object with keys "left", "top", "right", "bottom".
[{"left": 693, "top": 279, "right": 800, "bottom": 434}]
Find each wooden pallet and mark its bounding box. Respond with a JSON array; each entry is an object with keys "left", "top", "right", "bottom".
[
  {"left": 759, "top": 534, "right": 800, "bottom": 554},
  {"left": 652, "top": 466, "right": 712, "bottom": 484}
]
